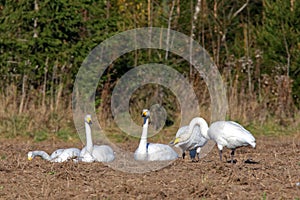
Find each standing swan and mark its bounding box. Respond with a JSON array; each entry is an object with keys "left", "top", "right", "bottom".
[
  {"left": 208, "top": 121, "right": 256, "bottom": 163},
  {"left": 171, "top": 118, "right": 256, "bottom": 163},
  {"left": 134, "top": 109, "right": 178, "bottom": 161},
  {"left": 79, "top": 114, "right": 115, "bottom": 163},
  {"left": 171, "top": 117, "right": 208, "bottom": 161},
  {"left": 28, "top": 148, "right": 80, "bottom": 162}
]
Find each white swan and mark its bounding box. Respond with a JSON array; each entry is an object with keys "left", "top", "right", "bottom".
[
  {"left": 134, "top": 109, "right": 178, "bottom": 161},
  {"left": 208, "top": 121, "right": 256, "bottom": 163},
  {"left": 172, "top": 117, "right": 208, "bottom": 161},
  {"left": 172, "top": 118, "right": 256, "bottom": 163},
  {"left": 28, "top": 148, "right": 80, "bottom": 162},
  {"left": 79, "top": 114, "right": 115, "bottom": 163}
]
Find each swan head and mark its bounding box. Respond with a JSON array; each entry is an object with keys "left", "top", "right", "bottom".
[
  {"left": 84, "top": 114, "right": 92, "bottom": 125},
  {"left": 27, "top": 151, "right": 34, "bottom": 161},
  {"left": 170, "top": 133, "right": 191, "bottom": 146},
  {"left": 141, "top": 109, "right": 150, "bottom": 118}
]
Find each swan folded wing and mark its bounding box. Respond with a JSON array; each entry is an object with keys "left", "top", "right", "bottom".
[
  {"left": 224, "top": 122, "right": 255, "bottom": 146},
  {"left": 50, "top": 149, "right": 65, "bottom": 160},
  {"left": 147, "top": 143, "right": 178, "bottom": 161},
  {"left": 92, "top": 145, "right": 115, "bottom": 162},
  {"left": 51, "top": 148, "right": 81, "bottom": 162}
]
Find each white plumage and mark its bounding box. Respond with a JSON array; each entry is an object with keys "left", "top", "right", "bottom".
[
  {"left": 172, "top": 118, "right": 256, "bottom": 163},
  {"left": 79, "top": 114, "right": 115, "bottom": 163},
  {"left": 172, "top": 117, "right": 208, "bottom": 161},
  {"left": 51, "top": 148, "right": 81, "bottom": 162},
  {"left": 208, "top": 121, "right": 256, "bottom": 163},
  {"left": 134, "top": 109, "right": 178, "bottom": 161},
  {"left": 27, "top": 148, "right": 80, "bottom": 162}
]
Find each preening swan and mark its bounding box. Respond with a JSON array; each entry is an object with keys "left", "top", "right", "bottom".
[
  {"left": 134, "top": 109, "right": 178, "bottom": 161},
  {"left": 171, "top": 117, "right": 208, "bottom": 161},
  {"left": 28, "top": 148, "right": 80, "bottom": 162},
  {"left": 208, "top": 121, "right": 256, "bottom": 163},
  {"left": 79, "top": 114, "right": 115, "bottom": 163}
]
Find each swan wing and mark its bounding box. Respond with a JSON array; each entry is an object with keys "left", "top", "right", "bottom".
[
  {"left": 50, "top": 148, "right": 64, "bottom": 159},
  {"left": 147, "top": 143, "right": 178, "bottom": 161},
  {"left": 51, "top": 148, "right": 81, "bottom": 162},
  {"left": 92, "top": 145, "right": 115, "bottom": 162}
]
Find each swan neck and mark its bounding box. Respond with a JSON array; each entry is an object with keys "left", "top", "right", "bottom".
[
  {"left": 85, "top": 122, "right": 93, "bottom": 152},
  {"left": 138, "top": 117, "right": 149, "bottom": 151},
  {"left": 33, "top": 151, "right": 51, "bottom": 160},
  {"left": 188, "top": 118, "right": 209, "bottom": 139}
]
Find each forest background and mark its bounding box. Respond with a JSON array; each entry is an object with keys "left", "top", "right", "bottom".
[{"left": 0, "top": 0, "right": 299, "bottom": 142}]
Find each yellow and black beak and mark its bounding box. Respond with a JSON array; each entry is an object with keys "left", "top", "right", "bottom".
[
  {"left": 171, "top": 138, "right": 180, "bottom": 145},
  {"left": 86, "top": 117, "right": 92, "bottom": 125},
  {"left": 141, "top": 111, "right": 147, "bottom": 117},
  {"left": 28, "top": 156, "right": 33, "bottom": 161}
]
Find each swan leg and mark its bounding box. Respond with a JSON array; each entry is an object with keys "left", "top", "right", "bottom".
[
  {"left": 189, "top": 149, "right": 197, "bottom": 162},
  {"left": 217, "top": 144, "right": 223, "bottom": 162},
  {"left": 182, "top": 152, "right": 186, "bottom": 159},
  {"left": 196, "top": 147, "right": 201, "bottom": 161},
  {"left": 230, "top": 149, "right": 235, "bottom": 164}
]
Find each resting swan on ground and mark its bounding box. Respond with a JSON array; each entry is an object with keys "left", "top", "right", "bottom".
[
  {"left": 28, "top": 148, "right": 80, "bottom": 162},
  {"left": 79, "top": 114, "right": 115, "bottom": 163},
  {"left": 134, "top": 109, "right": 178, "bottom": 161},
  {"left": 171, "top": 117, "right": 208, "bottom": 162}
]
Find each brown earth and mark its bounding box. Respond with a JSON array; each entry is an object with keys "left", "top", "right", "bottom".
[{"left": 0, "top": 135, "right": 299, "bottom": 200}]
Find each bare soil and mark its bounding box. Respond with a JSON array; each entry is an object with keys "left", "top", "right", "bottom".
[{"left": 0, "top": 135, "right": 299, "bottom": 199}]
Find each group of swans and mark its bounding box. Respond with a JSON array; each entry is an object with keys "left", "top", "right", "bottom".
[
  {"left": 28, "top": 109, "right": 256, "bottom": 164},
  {"left": 172, "top": 117, "right": 256, "bottom": 163},
  {"left": 27, "top": 115, "right": 115, "bottom": 163}
]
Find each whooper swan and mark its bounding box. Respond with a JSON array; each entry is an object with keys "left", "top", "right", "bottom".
[
  {"left": 28, "top": 148, "right": 80, "bottom": 162},
  {"left": 134, "top": 109, "right": 178, "bottom": 161},
  {"left": 171, "top": 117, "right": 208, "bottom": 162},
  {"left": 207, "top": 120, "right": 256, "bottom": 163},
  {"left": 79, "top": 114, "right": 115, "bottom": 163}
]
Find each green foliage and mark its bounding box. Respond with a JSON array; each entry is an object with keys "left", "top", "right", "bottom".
[
  {"left": 0, "top": 115, "right": 31, "bottom": 138},
  {"left": 256, "top": 0, "right": 300, "bottom": 105},
  {"left": 262, "top": 192, "right": 267, "bottom": 200},
  {"left": 55, "top": 128, "right": 77, "bottom": 141},
  {"left": 0, "top": 0, "right": 299, "bottom": 135},
  {"left": 33, "top": 130, "right": 48, "bottom": 142}
]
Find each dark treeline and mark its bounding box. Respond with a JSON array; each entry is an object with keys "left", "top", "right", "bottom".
[{"left": 0, "top": 0, "right": 299, "bottom": 137}]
